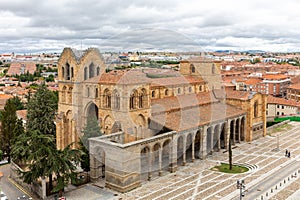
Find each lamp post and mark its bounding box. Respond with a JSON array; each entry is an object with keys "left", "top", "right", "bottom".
[{"left": 237, "top": 180, "right": 246, "bottom": 200}]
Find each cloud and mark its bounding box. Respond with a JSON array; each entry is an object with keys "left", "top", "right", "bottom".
[{"left": 0, "top": 0, "right": 300, "bottom": 53}]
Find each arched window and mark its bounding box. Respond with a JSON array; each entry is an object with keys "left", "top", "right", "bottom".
[
  {"left": 95, "top": 88, "right": 98, "bottom": 98},
  {"left": 139, "top": 89, "right": 147, "bottom": 108},
  {"left": 189, "top": 87, "right": 192, "bottom": 93},
  {"left": 89, "top": 62, "right": 94, "bottom": 78},
  {"left": 254, "top": 101, "right": 258, "bottom": 118},
  {"left": 165, "top": 89, "right": 169, "bottom": 96},
  {"left": 199, "top": 85, "right": 203, "bottom": 92},
  {"left": 62, "top": 86, "right": 67, "bottom": 103},
  {"left": 66, "top": 63, "right": 70, "bottom": 80},
  {"left": 68, "top": 87, "right": 72, "bottom": 103},
  {"left": 178, "top": 88, "right": 181, "bottom": 94},
  {"left": 151, "top": 90, "right": 155, "bottom": 98},
  {"left": 113, "top": 90, "right": 120, "bottom": 110},
  {"left": 97, "top": 66, "right": 100, "bottom": 76},
  {"left": 84, "top": 67, "right": 88, "bottom": 80},
  {"left": 191, "top": 64, "right": 195, "bottom": 73},
  {"left": 130, "top": 90, "right": 138, "bottom": 110},
  {"left": 71, "top": 67, "right": 74, "bottom": 78},
  {"left": 104, "top": 89, "right": 111, "bottom": 108},
  {"left": 62, "top": 67, "right": 65, "bottom": 79}
]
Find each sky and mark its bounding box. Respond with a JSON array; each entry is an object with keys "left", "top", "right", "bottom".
[{"left": 1, "top": 0, "right": 300, "bottom": 53}]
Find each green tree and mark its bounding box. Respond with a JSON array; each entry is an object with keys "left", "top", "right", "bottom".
[
  {"left": 10, "top": 96, "right": 24, "bottom": 110},
  {"left": 81, "top": 117, "right": 102, "bottom": 149},
  {"left": 80, "top": 117, "right": 102, "bottom": 171},
  {"left": 26, "top": 83, "right": 57, "bottom": 136},
  {"left": 0, "top": 99, "right": 17, "bottom": 162},
  {"left": 11, "top": 83, "right": 84, "bottom": 197}
]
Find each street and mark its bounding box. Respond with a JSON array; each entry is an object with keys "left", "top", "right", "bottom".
[{"left": 0, "top": 164, "right": 32, "bottom": 200}]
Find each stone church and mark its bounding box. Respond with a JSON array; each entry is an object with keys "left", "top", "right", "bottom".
[{"left": 56, "top": 47, "right": 266, "bottom": 192}]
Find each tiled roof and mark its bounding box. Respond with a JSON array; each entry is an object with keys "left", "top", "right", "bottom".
[
  {"left": 267, "top": 95, "right": 300, "bottom": 107},
  {"left": 7, "top": 62, "right": 36, "bottom": 76},
  {"left": 287, "top": 83, "right": 300, "bottom": 90},
  {"left": 151, "top": 92, "right": 218, "bottom": 112},
  {"left": 263, "top": 74, "right": 289, "bottom": 80},
  {"left": 244, "top": 78, "right": 262, "bottom": 85},
  {"left": 225, "top": 89, "right": 255, "bottom": 100},
  {"left": 151, "top": 101, "right": 245, "bottom": 131}
]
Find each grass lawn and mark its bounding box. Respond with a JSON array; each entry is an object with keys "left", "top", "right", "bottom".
[{"left": 211, "top": 163, "right": 248, "bottom": 174}]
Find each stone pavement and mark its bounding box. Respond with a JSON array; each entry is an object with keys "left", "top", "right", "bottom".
[{"left": 117, "top": 121, "right": 300, "bottom": 200}]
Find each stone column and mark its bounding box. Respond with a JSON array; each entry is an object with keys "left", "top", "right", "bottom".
[
  {"left": 148, "top": 151, "right": 152, "bottom": 181},
  {"left": 217, "top": 125, "right": 221, "bottom": 151},
  {"left": 159, "top": 148, "right": 162, "bottom": 176},
  {"left": 41, "top": 177, "right": 46, "bottom": 199},
  {"left": 201, "top": 126, "right": 207, "bottom": 159},
  {"left": 192, "top": 139, "right": 195, "bottom": 162},
  {"left": 182, "top": 137, "right": 186, "bottom": 166},
  {"left": 169, "top": 139, "right": 177, "bottom": 173},
  {"left": 238, "top": 118, "right": 241, "bottom": 143},
  {"left": 210, "top": 126, "right": 214, "bottom": 155}
]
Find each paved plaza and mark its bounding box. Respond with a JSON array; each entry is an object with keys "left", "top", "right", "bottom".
[{"left": 117, "top": 121, "right": 300, "bottom": 200}]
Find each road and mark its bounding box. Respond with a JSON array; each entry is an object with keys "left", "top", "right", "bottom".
[
  {"left": 239, "top": 158, "right": 300, "bottom": 200},
  {"left": 0, "top": 163, "right": 32, "bottom": 200}
]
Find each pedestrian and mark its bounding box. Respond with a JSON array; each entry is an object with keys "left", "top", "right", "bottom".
[
  {"left": 286, "top": 149, "right": 288, "bottom": 157},
  {"left": 288, "top": 151, "right": 291, "bottom": 158}
]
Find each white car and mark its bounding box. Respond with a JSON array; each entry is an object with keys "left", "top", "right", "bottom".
[{"left": 0, "top": 191, "right": 8, "bottom": 200}]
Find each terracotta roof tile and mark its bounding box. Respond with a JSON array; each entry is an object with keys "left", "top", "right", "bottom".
[{"left": 267, "top": 95, "right": 300, "bottom": 107}]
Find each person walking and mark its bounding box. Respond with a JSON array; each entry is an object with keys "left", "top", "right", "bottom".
[
  {"left": 286, "top": 149, "right": 288, "bottom": 157},
  {"left": 288, "top": 151, "right": 291, "bottom": 158}
]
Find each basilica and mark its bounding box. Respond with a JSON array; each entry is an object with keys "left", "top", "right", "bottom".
[{"left": 56, "top": 48, "right": 266, "bottom": 192}]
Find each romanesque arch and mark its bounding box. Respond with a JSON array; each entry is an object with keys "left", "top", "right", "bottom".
[
  {"left": 177, "top": 136, "right": 184, "bottom": 166},
  {"left": 103, "top": 88, "right": 111, "bottom": 108},
  {"left": 89, "top": 62, "right": 95, "bottom": 78},
  {"left": 139, "top": 88, "right": 147, "bottom": 108},
  {"left": 152, "top": 143, "right": 161, "bottom": 173},
  {"left": 162, "top": 139, "right": 171, "bottom": 171},
  {"left": 62, "top": 86, "right": 67, "bottom": 103},
  {"left": 112, "top": 89, "right": 120, "bottom": 110},
  {"left": 103, "top": 115, "right": 113, "bottom": 134},
  {"left": 186, "top": 133, "right": 193, "bottom": 162},
  {"left": 91, "top": 146, "right": 106, "bottom": 179},
  {"left": 220, "top": 123, "right": 226, "bottom": 149},
  {"left": 140, "top": 146, "right": 151, "bottom": 181},
  {"left": 130, "top": 90, "right": 138, "bottom": 109},
  {"left": 241, "top": 117, "right": 245, "bottom": 141},
  {"left": 194, "top": 130, "right": 201, "bottom": 158},
  {"left": 85, "top": 102, "right": 99, "bottom": 120}
]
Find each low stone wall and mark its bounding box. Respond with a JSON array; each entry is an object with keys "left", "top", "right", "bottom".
[
  {"left": 10, "top": 161, "right": 43, "bottom": 198},
  {"left": 267, "top": 120, "right": 290, "bottom": 133}
]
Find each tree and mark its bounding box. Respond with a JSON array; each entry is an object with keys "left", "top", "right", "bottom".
[
  {"left": 12, "top": 130, "right": 83, "bottom": 196},
  {"left": 26, "top": 83, "right": 57, "bottom": 136},
  {"left": 0, "top": 99, "right": 17, "bottom": 162},
  {"left": 11, "top": 83, "right": 84, "bottom": 197},
  {"left": 229, "top": 139, "right": 232, "bottom": 170},
  {"left": 10, "top": 96, "right": 24, "bottom": 110},
  {"left": 80, "top": 117, "right": 102, "bottom": 171}
]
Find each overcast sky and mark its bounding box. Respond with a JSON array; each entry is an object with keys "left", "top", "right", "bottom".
[{"left": 1, "top": 0, "right": 300, "bottom": 53}]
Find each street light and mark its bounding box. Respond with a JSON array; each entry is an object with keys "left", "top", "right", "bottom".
[{"left": 237, "top": 180, "right": 246, "bottom": 200}]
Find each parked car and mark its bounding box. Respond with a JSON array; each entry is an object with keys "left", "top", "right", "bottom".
[{"left": 0, "top": 191, "right": 8, "bottom": 200}]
